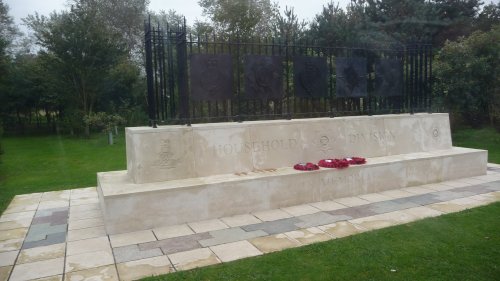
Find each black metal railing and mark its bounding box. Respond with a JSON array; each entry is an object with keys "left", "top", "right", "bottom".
[{"left": 144, "top": 19, "right": 433, "bottom": 127}]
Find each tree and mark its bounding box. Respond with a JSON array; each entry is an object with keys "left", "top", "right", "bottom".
[
  {"left": 475, "top": 2, "right": 500, "bottom": 31},
  {"left": 198, "top": 0, "right": 279, "bottom": 38},
  {"left": 273, "top": 6, "right": 307, "bottom": 41},
  {"left": 434, "top": 24, "right": 500, "bottom": 128},
  {"left": 25, "top": 0, "right": 128, "bottom": 136}
]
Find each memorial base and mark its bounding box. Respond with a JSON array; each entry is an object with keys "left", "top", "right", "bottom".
[{"left": 98, "top": 147, "right": 486, "bottom": 234}]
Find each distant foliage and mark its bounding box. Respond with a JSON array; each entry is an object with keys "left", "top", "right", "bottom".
[{"left": 434, "top": 24, "right": 500, "bottom": 128}]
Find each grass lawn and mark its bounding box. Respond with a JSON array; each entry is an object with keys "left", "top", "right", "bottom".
[
  {"left": 0, "top": 132, "right": 126, "bottom": 213},
  {"left": 452, "top": 127, "right": 500, "bottom": 164},
  {"left": 145, "top": 202, "right": 500, "bottom": 281}
]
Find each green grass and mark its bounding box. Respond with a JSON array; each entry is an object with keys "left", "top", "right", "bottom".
[
  {"left": 145, "top": 203, "right": 500, "bottom": 281},
  {"left": 452, "top": 126, "right": 500, "bottom": 163},
  {"left": 0, "top": 133, "right": 126, "bottom": 213}
]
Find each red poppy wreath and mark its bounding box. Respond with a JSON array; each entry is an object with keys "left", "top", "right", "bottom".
[
  {"left": 318, "top": 158, "right": 350, "bottom": 169},
  {"left": 293, "top": 162, "right": 319, "bottom": 171}
]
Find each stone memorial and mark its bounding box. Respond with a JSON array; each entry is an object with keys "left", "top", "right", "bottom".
[{"left": 97, "top": 113, "right": 487, "bottom": 234}]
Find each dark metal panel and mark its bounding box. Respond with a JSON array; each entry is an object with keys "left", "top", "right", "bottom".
[
  {"left": 244, "top": 55, "right": 283, "bottom": 100},
  {"left": 375, "top": 59, "right": 403, "bottom": 97},
  {"left": 293, "top": 56, "right": 328, "bottom": 98},
  {"left": 190, "top": 54, "right": 233, "bottom": 101},
  {"left": 336, "top": 58, "right": 367, "bottom": 97}
]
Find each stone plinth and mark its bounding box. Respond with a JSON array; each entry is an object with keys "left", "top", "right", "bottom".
[
  {"left": 98, "top": 113, "right": 487, "bottom": 234},
  {"left": 126, "top": 114, "right": 453, "bottom": 184}
]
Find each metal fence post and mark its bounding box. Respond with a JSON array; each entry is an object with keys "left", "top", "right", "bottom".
[{"left": 144, "top": 18, "right": 157, "bottom": 128}]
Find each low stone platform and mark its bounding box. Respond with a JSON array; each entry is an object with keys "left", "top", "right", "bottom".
[
  {"left": 99, "top": 147, "right": 487, "bottom": 234},
  {"left": 98, "top": 113, "right": 488, "bottom": 234},
  {"left": 1, "top": 164, "right": 500, "bottom": 281}
]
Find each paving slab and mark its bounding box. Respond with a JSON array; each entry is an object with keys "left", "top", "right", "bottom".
[
  {"left": 0, "top": 239, "right": 23, "bottom": 253},
  {"left": 358, "top": 193, "right": 393, "bottom": 203},
  {"left": 67, "top": 226, "right": 106, "bottom": 242},
  {"left": 349, "top": 211, "right": 418, "bottom": 230},
  {"left": 0, "top": 212, "right": 35, "bottom": 223},
  {"left": 220, "top": 214, "right": 262, "bottom": 228},
  {"left": 284, "top": 227, "right": 331, "bottom": 245},
  {"left": 139, "top": 233, "right": 211, "bottom": 255},
  {"left": 404, "top": 194, "right": 443, "bottom": 206},
  {"left": 241, "top": 217, "right": 301, "bottom": 235},
  {"left": 37, "top": 201, "right": 69, "bottom": 211},
  {"left": 40, "top": 191, "right": 70, "bottom": 202},
  {"left": 0, "top": 220, "right": 32, "bottom": 231},
  {"left": 69, "top": 204, "right": 100, "bottom": 213},
  {"left": 24, "top": 224, "right": 67, "bottom": 243},
  {"left": 109, "top": 230, "right": 156, "bottom": 248},
  {"left": 67, "top": 218, "right": 104, "bottom": 231},
  {"left": 66, "top": 236, "right": 111, "bottom": 256},
  {"left": 65, "top": 250, "right": 114, "bottom": 273},
  {"left": 309, "top": 200, "right": 346, "bottom": 211},
  {"left": 0, "top": 228, "right": 28, "bottom": 242},
  {"left": 198, "top": 227, "right": 267, "bottom": 247},
  {"left": 252, "top": 209, "right": 293, "bottom": 222},
  {"left": 116, "top": 256, "right": 172, "bottom": 281},
  {"left": 334, "top": 197, "right": 370, "bottom": 207},
  {"left": 188, "top": 219, "right": 228, "bottom": 233},
  {"left": 64, "top": 265, "right": 118, "bottom": 281},
  {"left": 34, "top": 208, "right": 68, "bottom": 219},
  {"left": 18, "top": 243, "right": 65, "bottom": 264},
  {"left": 32, "top": 275, "right": 62, "bottom": 281},
  {"left": 210, "top": 240, "right": 262, "bottom": 262},
  {"left": 248, "top": 234, "right": 300, "bottom": 253},
  {"left": 421, "top": 183, "right": 455, "bottom": 191},
  {"left": 295, "top": 212, "right": 350, "bottom": 228},
  {"left": 153, "top": 224, "right": 194, "bottom": 240},
  {"left": 9, "top": 257, "right": 64, "bottom": 281},
  {"left": 22, "top": 232, "right": 66, "bottom": 250},
  {"left": 328, "top": 206, "right": 377, "bottom": 219},
  {"left": 168, "top": 248, "right": 220, "bottom": 271},
  {"left": 0, "top": 266, "right": 12, "bottom": 281},
  {"left": 0, "top": 251, "right": 18, "bottom": 267},
  {"left": 318, "top": 221, "right": 367, "bottom": 238},
  {"left": 379, "top": 189, "right": 414, "bottom": 199},
  {"left": 451, "top": 185, "right": 492, "bottom": 195},
  {"left": 112, "top": 244, "right": 163, "bottom": 264},
  {"left": 68, "top": 210, "right": 102, "bottom": 222},
  {"left": 400, "top": 206, "right": 443, "bottom": 220},
  {"left": 281, "top": 204, "right": 320, "bottom": 216}
]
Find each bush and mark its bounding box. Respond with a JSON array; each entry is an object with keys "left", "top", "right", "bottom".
[{"left": 434, "top": 24, "right": 500, "bottom": 128}]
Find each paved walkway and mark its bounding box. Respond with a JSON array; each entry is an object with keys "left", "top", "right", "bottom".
[{"left": 1, "top": 164, "right": 500, "bottom": 281}]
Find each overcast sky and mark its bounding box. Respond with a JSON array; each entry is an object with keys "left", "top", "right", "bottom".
[{"left": 5, "top": 0, "right": 352, "bottom": 34}]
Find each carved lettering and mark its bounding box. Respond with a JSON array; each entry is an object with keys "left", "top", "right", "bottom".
[
  {"left": 348, "top": 130, "right": 395, "bottom": 144},
  {"left": 212, "top": 138, "right": 298, "bottom": 156},
  {"left": 154, "top": 139, "right": 179, "bottom": 169}
]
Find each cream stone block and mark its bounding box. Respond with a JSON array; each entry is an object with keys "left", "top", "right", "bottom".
[
  {"left": 358, "top": 193, "right": 393, "bottom": 203},
  {"left": 248, "top": 122, "right": 303, "bottom": 170},
  {"left": 116, "top": 256, "right": 172, "bottom": 281},
  {"left": 252, "top": 209, "right": 292, "bottom": 222},
  {"left": 309, "top": 200, "right": 346, "bottom": 211},
  {"left": 0, "top": 228, "right": 28, "bottom": 241},
  {"left": 66, "top": 237, "right": 111, "bottom": 257},
  {"left": 400, "top": 206, "right": 443, "bottom": 220},
  {"left": 188, "top": 219, "right": 228, "bottom": 233},
  {"left": 126, "top": 126, "right": 195, "bottom": 184},
  {"left": 334, "top": 197, "right": 370, "bottom": 207},
  {"left": 41, "top": 191, "right": 70, "bottom": 202},
  {"left": 0, "top": 238, "right": 23, "bottom": 253},
  {"left": 342, "top": 116, "right": 388, "bottom": 158},
  {"left": 298, "top": 118, "right": 347, "bottom": 161},
  {"left": 192, "top": 125, "right": 253, "bottom": 177},
  {"left": 0, "top": 219, "right": 31, "bottom": 231},
  {"left": 168, "top": 248, "right": 220, "bottom": 271},
  {"left": 281, "top": 204, "right": 320, "bottom": 217},
  {"left": 417, "top": 113, "right": 453, "bottom": 152}
]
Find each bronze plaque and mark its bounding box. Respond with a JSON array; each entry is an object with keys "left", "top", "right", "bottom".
[
  {"left": 336, "top": 58, "right": 367, "bottom": 97},
  {"left": 375, "top": 59, "right": 403, "bottom": 96},
  {"left": 190, "top": 54, "right": 233, "bottom": 101},
  {"left": 244, "top": 55, "right": 283, "bottom": 99},
  {"left": 293, "top": 56, "right": 328, "bottom": 98}
]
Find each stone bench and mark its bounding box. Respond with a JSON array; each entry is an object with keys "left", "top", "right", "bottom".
[{"left": 98, "top": 113, "right": 487, "bottom": 234}]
